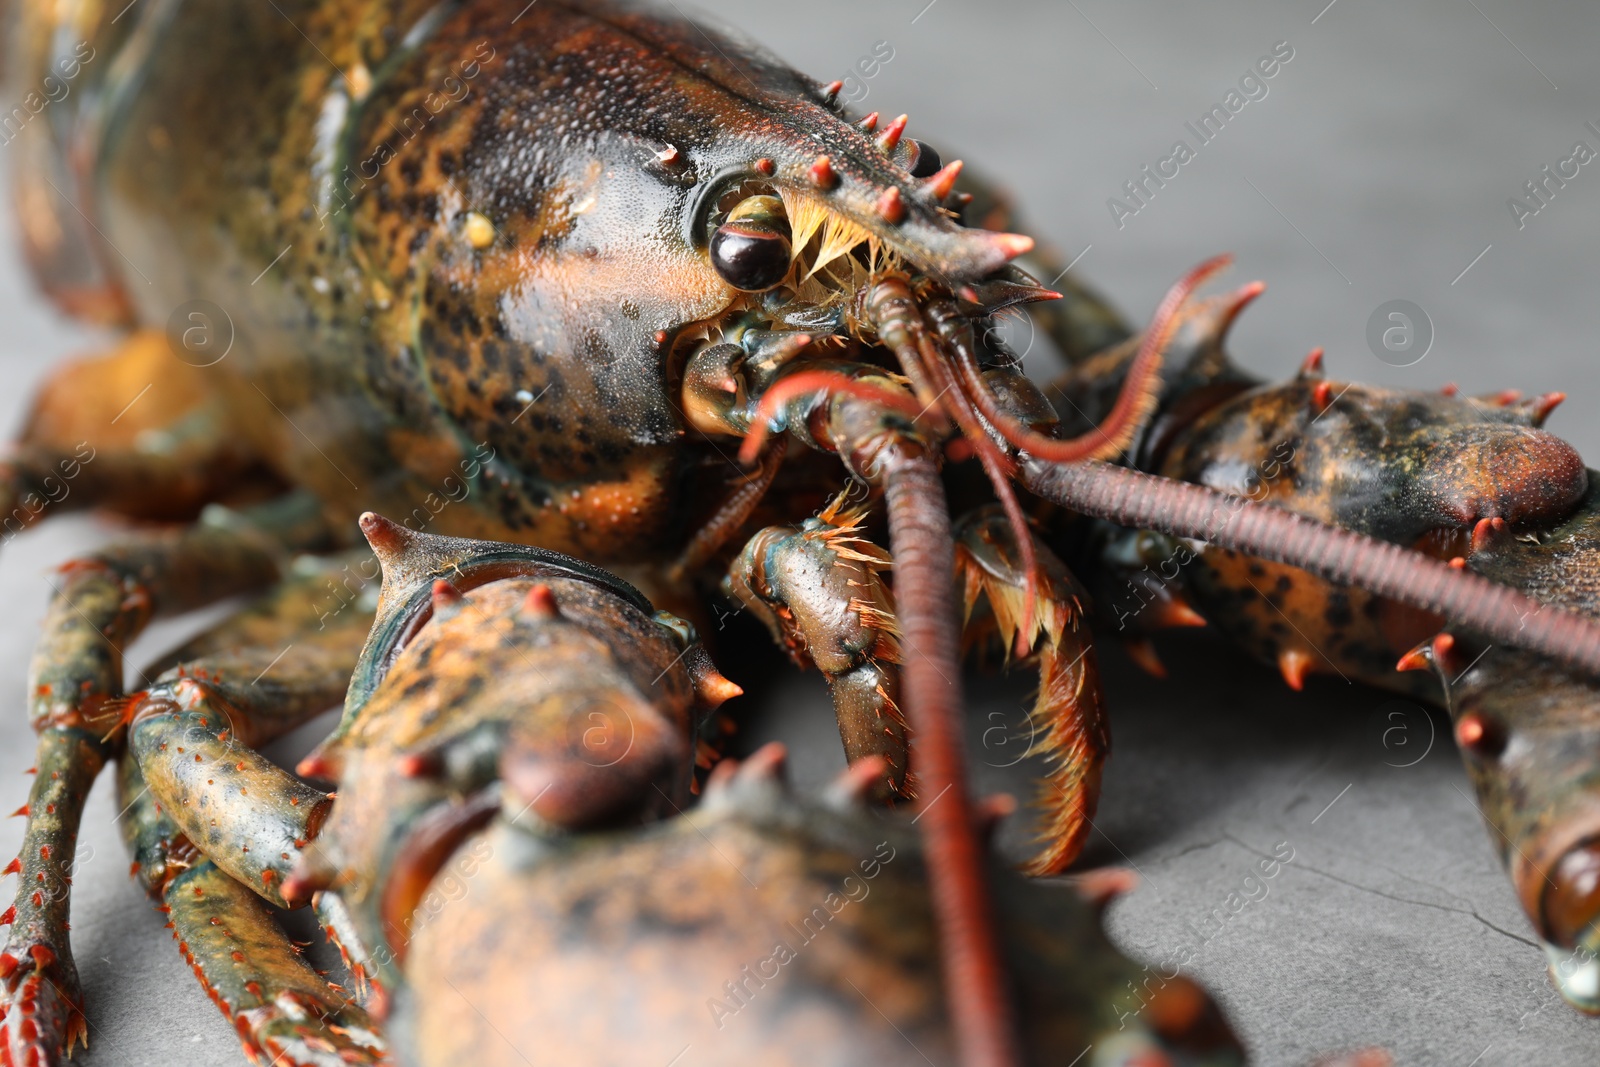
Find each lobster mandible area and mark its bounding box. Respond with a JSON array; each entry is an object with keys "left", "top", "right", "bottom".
[{"left": 0, "top": 1, "right": 1597, "bottom": 1065}]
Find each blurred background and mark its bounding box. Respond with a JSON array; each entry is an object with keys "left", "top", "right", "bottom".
[{"left": 3, "top": 0, "right": 1600, "bottom": 1063}]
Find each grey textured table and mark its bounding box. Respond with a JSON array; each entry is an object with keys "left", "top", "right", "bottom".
[{"left": 1, "top": 0, "right": 1598, "bottom": 1063}]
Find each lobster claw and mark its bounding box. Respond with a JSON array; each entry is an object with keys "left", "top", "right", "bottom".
[
  {"left": 1410, "top": 423, "right": 1587, "bottom": 529},
  {"left": 499, "top": 692, "right": 689, "bottom": 829},
  {"left": 0, "top": 944, "right": 87, "bottom": 1064}
]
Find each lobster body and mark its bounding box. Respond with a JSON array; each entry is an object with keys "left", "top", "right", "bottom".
[
  {"left": 3, "top": 3, "right": 1112, "bottom": 1062},
  {"left": 6, "top": 0, "right": 1600, "bottom": 1062},
  {"left": 19, "top": 0, "right": 720, "bottom": 556},
  {"left": 9, "top": 0, "right": 1015, "bottom": 560}
]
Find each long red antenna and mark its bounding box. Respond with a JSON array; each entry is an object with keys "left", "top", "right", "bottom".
[
  {"left": 1022, "top": 458, "right": 1600, "bottom": 679},
  {"left": 882, "top": 449, "right": 1021, "bottom": 1067}
]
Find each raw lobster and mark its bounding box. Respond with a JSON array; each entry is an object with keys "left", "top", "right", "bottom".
[{"left": 2, "top": 0, "right": 1599, "bottom": 1064}]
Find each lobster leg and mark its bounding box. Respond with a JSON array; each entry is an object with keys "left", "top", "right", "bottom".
[
  {"left": 953, "top": 507, "right": 1108, "bottom": 876},
  {"left": 118, "top": 758, "right": 385, "bottom": 1066},
  {"left": 0, "top": 725, "right": 99, "bottom": 1060},
  {"left": 129, "top": 693, "right": 329, "bottom": 908},
  {"left": 724, "top": 494, "right": 908, "bottom": 799},
  {"left": 167, "top": 863, "right": 383, "bottom": 1065},
  {"left": 123, "top": 556, "right": 377, "bottom": 910},
  {"left": 111, "top": 551, "right": 382, "bottom": 1064},
  {"left": 4, "top": 328, "right": 276, "bottom": 532},
  {"left": 724, "top": 496, "right": 1112, "bottom": 876},
  {"left": 0, "top": 495, "right": 330, "bottom": 1064}
]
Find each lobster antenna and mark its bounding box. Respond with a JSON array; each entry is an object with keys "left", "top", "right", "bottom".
[
  {"left": 741, "top": 360, "right": 1025, "bottom": 1064},
  {"left": 881, "top": 448, "right": 1022, "bottom": 1067},
  {"left": 855, "top": 276, "right": 1023, "bottom": 1065},
  {"left": 1021, "top": 458, "right": 1600, "bottom": 680}
]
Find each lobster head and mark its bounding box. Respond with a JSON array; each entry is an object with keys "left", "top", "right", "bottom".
[{"left": 403, "top": 0, "right": 1065, "bottom": 531}]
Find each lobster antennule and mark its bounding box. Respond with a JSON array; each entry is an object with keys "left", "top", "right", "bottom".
[
  {"left": 954, "top": 254, "right": 1235, "bottom": 466},
  {"left": 929, "top": 354, "right": 1041, "bottom": 652},
  {"left": 873, "top": 258, "right": 1227, "bottom": 649},
  {"left": 737, "top": 370, "right": 924, "bottom": 466},
  {"left": 861, "top": 275, "right": 1044, "bottom": 646}
]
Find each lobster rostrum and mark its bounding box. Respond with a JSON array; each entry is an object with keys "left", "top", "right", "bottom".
[{"left": 5, "top": 0, "right": 1600, "bottom": 1064}]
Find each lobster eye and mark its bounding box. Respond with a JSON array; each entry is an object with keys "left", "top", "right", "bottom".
[
  {"left": 905, "top": 139, "right": 942, "bottom": 178},
  {"left": 710, "top": 195, "right": 792, "bottom": 292},
  {"left": 1544, "top": 841, "right": 1600, "bottom": 948}
]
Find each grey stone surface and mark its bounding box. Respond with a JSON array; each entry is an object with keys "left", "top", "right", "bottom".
[{"left": 0, "top": 0, "right": 1597, "bottom": 1063}]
